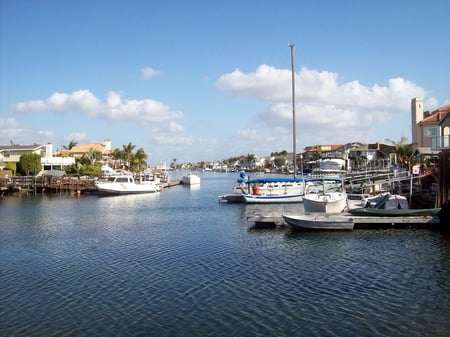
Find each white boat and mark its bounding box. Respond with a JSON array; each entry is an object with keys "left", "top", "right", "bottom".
[
  {"left": 303, "top": 178, "right": 348, "bottom": 213},
  {"left": 95, "top": 174, "right": 160, "bottom": 195},
  {"left": 243, "top": 192, "right": 304, "bottom": 204},
  {"left": 283, "top": 214, "right": 354, "bottom": 230},
  {"left": 241, "top": 177, "right": 306, "bottom": 203},
  {"left": 182, "top": 173, "right": 201, "bottom": 185}
]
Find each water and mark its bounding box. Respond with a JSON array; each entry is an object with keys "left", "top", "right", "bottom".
[{"left": 1, "top": 173, "right": 449, "bottom": 337}]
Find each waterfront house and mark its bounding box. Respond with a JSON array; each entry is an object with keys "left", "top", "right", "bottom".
[
  {"left": 411, "top": 97, "right": 450, "bottom": 153},
  {"left": 0, "top": 143, "right": 75, "bottom": 174},
  {"left": 0, "top": 143, "right": 47, "bottom": 171}
]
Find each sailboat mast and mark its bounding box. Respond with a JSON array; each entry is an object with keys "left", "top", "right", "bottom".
[{"left": 290, "top": 43, "right": 297, "bottom": 179}]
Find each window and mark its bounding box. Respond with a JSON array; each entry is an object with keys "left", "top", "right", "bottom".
[{"left": 424, "top": 127, "right": 438, "bottom": 137}]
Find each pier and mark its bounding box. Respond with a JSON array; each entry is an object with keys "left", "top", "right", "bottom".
[
  {"left": 247, "top": 212, "right": 441, "bottom": 230},
  {"left": 0, "top": 175, "right": 181, "bottom": 196}
]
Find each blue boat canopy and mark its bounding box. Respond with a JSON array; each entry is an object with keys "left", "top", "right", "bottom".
[{"left": 246, "top": 177, "right": 306, "bottom": 184}]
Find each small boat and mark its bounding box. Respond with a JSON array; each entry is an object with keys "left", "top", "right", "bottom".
[
  {"left": 283, "top": 214, "right": 354, "bottom": 230},
  {"left": 182, "top": 173, "right": 201, "bottom": 185},
  {"left": 349, "top": 207, "right": 441, "bottom": 217},
  {"left": 303, "top": 178, "right": 347, "bottom": 213},
  {"left": 360, "top": 192, "right": 409, "bottom": 209},
  {"left": 95, "top": 174, "right": 160, "bottom": 195}
]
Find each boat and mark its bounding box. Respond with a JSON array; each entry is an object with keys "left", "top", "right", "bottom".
[
  {"left": 348, "top": 207, "right": 441, "bottom": 217},
  {"left": 242, "top": 177, "right": 306, "bottom": 203},
  {"left": 302, "top": 178, "right": 348, "bottom": 213},
  {"left": 283, "top": 214, "right": 354, "bottom": 230},
  {"left": 243, "top": 192, "right": 304, "bottom": 203},
  {"left": 360, "top": 192, "right": 409, "bottom": 209},
  {"left": 95, "top": 174, "right": 160, "bottom": 195},
  {"left": 182, "top": 173, "right": 201, "bottom": 185}
]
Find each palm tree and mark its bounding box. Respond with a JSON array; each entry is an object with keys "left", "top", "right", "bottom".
[
  {"left": 385, "top": 136, "right": 414, "bottom": 167},
  {"left": 131, "top": 148, "right": 148, "bottom": 172},
  {"left": 83, "top": 148, "right": 101, "bottom": 165},
  {"left": 122, "top": 142, "right": 136, "bottom": 169},
  {"left": 63, "top": 140, "right": 78, "bottom": 150}
]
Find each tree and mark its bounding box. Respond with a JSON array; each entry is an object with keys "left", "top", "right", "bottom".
[
  {"left": 122, "top": 142, "right": 136, "bottom": 168},
  {"left": 5, "top": 162, "right": 16, "bottom": 175},
  {"left": 63, "top": 140, "right": 78, "bottom": 150},
  {"left": 131, "top": 148, "right": 148, "bottom": 172},
  {"left": 82, "top": 148, "right": 101, "bottom": 165},
  {"left": 385, "top": 136, "right": 414, "bottom": 167},
  {"left": 18, "top": 153, "right": 42, "bottom": 176}
]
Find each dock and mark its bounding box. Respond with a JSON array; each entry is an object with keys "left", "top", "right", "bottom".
[
  {"left": 247, "top": 212, "right": 441, "bottom": 229},
  {"left": 0, "top": 176, "right": 182, "bottom": 196}
]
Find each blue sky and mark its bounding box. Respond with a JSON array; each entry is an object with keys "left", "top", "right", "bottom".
[{"left": 1, "top": 0, "right": 449, "bottom": 165}]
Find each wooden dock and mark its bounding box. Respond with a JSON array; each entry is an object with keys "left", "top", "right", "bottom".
[
  {"left": 0, "top": 176, "right": 182, "bottom": 196},
  {"left": 247, "top": 212, "right": 441, "bottom": 229}
]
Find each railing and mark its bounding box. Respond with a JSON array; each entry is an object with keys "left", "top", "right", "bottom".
[
  {"left": 431, "top": 135, "right": 450, "bottom": 150},
  {"left": 0, "top": 176, "right": 97, "bottom": 192}
]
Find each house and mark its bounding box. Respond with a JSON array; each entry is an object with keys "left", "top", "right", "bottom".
[
  {"left": 60, "top": 139, "right": 113, "bottom": 159},
  {"left": 0, "top": 143, "right": 76, "bottom": 173},
  {"left": 411, "top": 97, "right": 450, "bottom": 152},
  {"left": 0, "top": 143, "right": 47, "bottom": 170}
]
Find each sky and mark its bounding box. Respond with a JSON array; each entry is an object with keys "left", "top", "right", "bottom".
[{"left": 1, "top": 0, "right": 449, "bottom": 166}]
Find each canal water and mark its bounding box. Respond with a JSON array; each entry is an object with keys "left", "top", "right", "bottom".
[{"left": 1, "top": 172, "right": 449, "bottom": 337}]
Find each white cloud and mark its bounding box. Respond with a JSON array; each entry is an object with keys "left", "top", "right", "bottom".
[
  {"left": 66, "top": 132, "right": 89, "bottom": 143},
  {"left": 168, "top": 121, "right": 184, "bottom": 133},
  {"left": 14, "top": 90, "right": 184, "bottom": 124},
  {"left": 0, "top": 117, "right": 55, "bottom": 145},
  {"left": 217, "top": 65, "right": 432, "bottom": 147},
  {"left": 141, "top": 67, "right": 160, "bottom": 80},
  {"left": 235, "top": 128, "right": 263, "bottom": 141}
]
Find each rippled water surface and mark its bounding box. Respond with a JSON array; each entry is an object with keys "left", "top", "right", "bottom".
[{"left": 1, "top": 173, "right": 450, "bottom": 337}]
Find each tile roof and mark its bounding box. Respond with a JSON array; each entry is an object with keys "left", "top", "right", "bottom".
[{"left": 420, "top": 103, "right": 450, "bottom": 124}]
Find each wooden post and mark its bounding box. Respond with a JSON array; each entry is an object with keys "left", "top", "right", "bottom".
[
  {"left": 439, "top": 149, "right": 450, "bottom": 207},
  {"left": 437, "top": 150, "right": 449, "bottom": 231}
]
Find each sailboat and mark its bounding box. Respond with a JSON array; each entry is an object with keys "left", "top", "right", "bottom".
[{"left": 242, "top": 44, "right": 306, "bottom": 204}]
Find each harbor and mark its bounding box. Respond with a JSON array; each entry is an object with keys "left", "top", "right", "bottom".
[{"left": 1, "top": 172, "right": 449, "bottom": 337}]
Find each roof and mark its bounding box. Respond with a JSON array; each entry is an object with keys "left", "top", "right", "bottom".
[
  {"left": 61, "top": 143, "right": 112, "bottom": 155},
  {"left": 0, "top": 144, "right": 45, "bottom": 151},
  {"left": 420, "top": 103, "right": 450, "bottom": 124}
]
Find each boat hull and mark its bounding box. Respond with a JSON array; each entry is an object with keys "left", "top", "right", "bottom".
[
  {"left": 349, "top": 207, "right": 441, "bottom": 217},
  {"left": 303, "top": 195, "right": 347, "bottom": 213},
  {"left": 182, "top": 174, "right": 201, "bottom": 185},
  {"left": 283, "top": 214, "right": 354, "bottom": 230},
  {"left": 95, "top": 183, "right": 159, "bottom": 195},
  {"left": 243, "top": 193, "right": 303, "bottom": 204}
]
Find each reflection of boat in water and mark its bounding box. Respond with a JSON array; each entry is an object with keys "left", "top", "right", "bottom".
[
  {"left": 303, "top": 178, "right": 347, "bottom": 213},
  {"left": 95, "top": 174, "right": 160, "bottom": 195},
  {"left": 283, "top": 213, "right": 354, "bottom": 230},
  {"left": 182, "top": 173, "right": 201, "bottom": 185}
]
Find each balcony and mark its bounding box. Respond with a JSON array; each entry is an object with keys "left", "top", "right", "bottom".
[{"left": 431, "top": 135, "right": 450, "bottom": 151}]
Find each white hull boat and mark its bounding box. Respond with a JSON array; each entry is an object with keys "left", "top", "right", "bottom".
[
  {"left": 303, "top": 178, "right": 348, "bottom": 213},
  {"left": 240, "top": 177, "right": 306, "bottom": 204},
  {"left": 95, "top": 175, "right": 160, "bottom": 195},
  {"left": 243, "top": 193, "right": 304, "bottom": 204},
  {"left": 182, "top": 173, "right": 201, "bottom": 185},
  {"left": 283, "top": 214, "right": 354, "bottom": 230}
]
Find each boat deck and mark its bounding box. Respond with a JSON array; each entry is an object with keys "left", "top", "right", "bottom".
[{"left": 247, "top": 212, "right": 441, "bottom": 229}]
